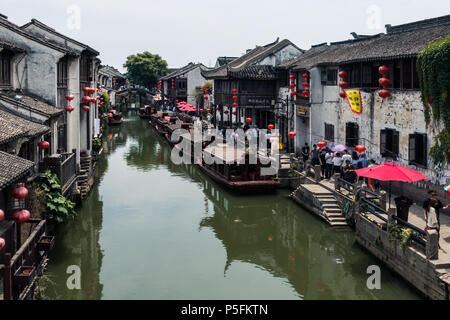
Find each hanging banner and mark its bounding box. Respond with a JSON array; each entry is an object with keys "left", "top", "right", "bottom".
[{"left": 344, "top": 89, "right": 363, "bottom": 115}]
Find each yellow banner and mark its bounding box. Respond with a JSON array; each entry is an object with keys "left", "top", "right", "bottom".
[{"left": 344, "top": 89, "right": 362, "bottom": 115}]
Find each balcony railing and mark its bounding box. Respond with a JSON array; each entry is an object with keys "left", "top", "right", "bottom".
[{"left": 41, "top": 152, "right": 77, "bottom": 195}]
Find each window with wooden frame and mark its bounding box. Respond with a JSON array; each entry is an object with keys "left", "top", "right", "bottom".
[
  {"left": 324, "top": 123, "right": 334, "bottom": 141},
  {"left": 380, "top": 128, "right": 399, "bottom": 159},
  {"left": 0, "top": 50, "right": 12, "bottom": 87},
  {"left": 409, "top": 133, "right": 427, "bottom": 167},
  {"left": 321, "top": 68, "right": 337, "bottom": 85},
  {"left": 345, "top": 122, "right": 359, "bottom": 147},
  {"left": 57, "top": 56, "right": 68, "bottom": 88}
]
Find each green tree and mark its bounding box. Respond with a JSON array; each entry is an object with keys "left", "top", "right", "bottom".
[{"left": 123, "top": 52, "right": 168, "bottom": 89}]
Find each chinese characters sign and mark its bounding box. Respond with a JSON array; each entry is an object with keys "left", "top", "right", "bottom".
[{"left": 344, "top": 89, "right": 363, "bottom": 115}]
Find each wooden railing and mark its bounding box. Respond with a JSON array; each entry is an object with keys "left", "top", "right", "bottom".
[
  {"left": 42, "top": 152, "right": 77, "bottom": 195},
  {"left": 2, "top": 220, "right": 48, "bottom": 300}
]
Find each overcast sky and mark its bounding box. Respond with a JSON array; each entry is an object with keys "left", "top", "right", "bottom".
[{"left": 2, "top": 0, "right": 449, "bottom": 73}]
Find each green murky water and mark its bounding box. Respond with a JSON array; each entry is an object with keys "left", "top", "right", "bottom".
[{"left": 40, "top": 114, "right": 422, "bottom": 300}]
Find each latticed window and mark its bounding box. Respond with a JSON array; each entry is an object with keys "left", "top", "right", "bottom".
[
  {"left": 324, "top": 123, "right": 334, "bottom": 141},
  {"left": 57, "top": 56, "right": 68, "bottom": 88},
  {"left": 0, "top": 50, "right": 12, "bottom": 87}
]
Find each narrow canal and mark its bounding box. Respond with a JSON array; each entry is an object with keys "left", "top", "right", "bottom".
[{"left": 40, "top": 114, "right": 422, "bottom": 300}]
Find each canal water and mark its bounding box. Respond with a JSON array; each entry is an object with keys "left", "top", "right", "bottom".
[{"left": 40, "top": 114, "right": 422, "bottom": 300}]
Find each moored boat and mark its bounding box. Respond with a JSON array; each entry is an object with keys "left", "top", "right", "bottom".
[
  {"left": 139, "top": 105, "right": 156, "bottom": 119},
  {"left": 198, "top": 142, "right": 280, "bottom": 193}
]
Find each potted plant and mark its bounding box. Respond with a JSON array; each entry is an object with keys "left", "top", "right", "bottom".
[
  {"left": 14, "top": 265, "right": 36, "bottom": 286},
  {"left": 37, "top": 235, "right": 55, "bottom": 252}
]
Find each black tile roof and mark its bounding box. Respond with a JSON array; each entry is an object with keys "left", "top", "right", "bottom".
[
  {"left": 0, "top": 40, "right": 26, "bottom": 52},
  {"left": 160, "top": 63, "right": 209, "bottom": 80},
  {"left": 21, "top": 19, "right": 99, "bottom": 56},
  {"left": 0, "top": 109, "right": 50, "bottom": 145},
  {"left": 0, "top": 92, "right": 62, "bottom": 118},
  {"left": 289, "top": 15, "right": 450, "bottom": 70},
  {"left": 0, "top": 15, "right": 77, "bottom": 55},
  {"left": 202, "top": 39, "right": 303, "bottom": 79},
  {"left": 216, "top": 56, "right": 238, "bottom": 67},
  {"left": 0, "top": 151, "right": 34, "bottom": 190},
  {"left": 228, "top": 65, "right": 278, "bottom": 80}
]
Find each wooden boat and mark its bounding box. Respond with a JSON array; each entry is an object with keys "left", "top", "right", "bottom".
[
  {"left": 108, "top": 110, "right": 123, "bottom": 126},
  {"left": 166, "top": 121, "right": 191, "bottom": 146},
  {"left": 198, "top": 142, "right": 280, "bottom": 193},
  {"left": 149, "top": 111, "right": 168, "bottom": 127},
  {"left": 174, "top": 128, "right": 213, "bottom": 162},
  {"left": 155, "top": 115, "right": 172, "bottom": 136},
  {"left": 139, "top": 105, "right": 156, "bottom": 119}
]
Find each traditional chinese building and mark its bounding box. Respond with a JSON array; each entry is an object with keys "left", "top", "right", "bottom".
[{"left": 202, "top": 38, "right": 303, "bottom": 129}]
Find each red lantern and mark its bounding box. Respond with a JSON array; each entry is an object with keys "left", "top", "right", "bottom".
[
  {"left": 65, "top": 106, "right": 75, "bottom": 112},
  {"left": 82, "top": 105, "right": 90, "bottom": 112},
  {"left": 82, "top": 87, "right": 90, "bottom": 93},
  {"left": 339, "top": 70, "right": 348, "bottom": 79},
  {"left": 428, "top": 96, "right": 434, "bottom": 105},
  {"left": 224, "top": 110, "right": 229, "bottom": 114},
  {"left": 216, "top": 107, "right": 220, "bottom": 111},
  {"left": 288, "top": 132, "right": 296, "bottom": 138},
  {"left": 232, "top": 89, "right": 237, "bottom": 93},
  {"left": 233, "top": 103, "right": 238, "bottom": 107},
  {"left": 302, "top": 90, "right": 310, "bottom": 97},
  {"left": 302, "top": 82, "right": 310, "bottom": 88},
  {"left": 232, "top": 111, "right": 237, "bottom": 115},
  {"left": 290, "top": 83, "right": 296, "bottom": 89},
  {"left": 232, "top": 96, "right": 238, "bottom": 100},
  {"left": 289, "top": 75, "right": 296, "bottom": 80},
  {"left": 38, "top": 141, "right": 50, "bottom": 149},
  {"left": 90, "top": 97, "right": 97, "bottom": 103},
  {"left": 291, "top": 91, "right": 297, "bottom": 96},
  {"left": 65, "top": 94, "right": 75, "bottom": 101},
  {"left": 355, "top": 145, "right": 366, "bottom": 153},
  {"left": 11, "top": 183, "right": 28, "bottom": 200},
  {"left": 339, "top": 91, "right": 346, "bottom": 98},
  {"left": 0, "top": 238, "right": 5, "bottom": 251},
  {"left": 268, "top": 124, "right": 275, "bottom": 130},
  {"left": 339, "top": 81, "right": 348, "bottom": 89},
  {"left": 82, "top": 96, "right": 91, "bottom": 103},
  {"left": 206, "top": 109, "right": 211, "bottom": 113},
  {"left": 378, "top": 77, "right": 390, "bottom": 88},
  {"left": 317, "top": 141, "right": 327, "bottom": 149},
  {"left": 379, "top": 89, "right": 391, "bottom": 99},
  {"left": 204, "top": 96, "right": 209, "bottom": 100},
  {"left": 246, "top": 118, "right": 252, "bottom": 123},
  {"left": 448, "top": 188, "right": 450, "bottom": 196},
  {"left": 379, "top": 65, "right": 389, "bottom": 75},
  {"left": 12, "top": 209, "right": 30, "bottom": 224},
  {"left": 199, "top": 109, "right": 204, "bottom": 112},
  {"left": 0, "top": 209, "right": 4, "bottom": 222},
  {"left": 302, "top": 73, "right": 309, "bottom": 79}
]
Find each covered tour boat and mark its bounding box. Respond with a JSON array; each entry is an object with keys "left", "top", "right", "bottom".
[
  {"left": 139, "top": 105, "right": 156, "bottom": 119},
  {"left": 198, "top": 142, "right": 280, "bottom": 193}
]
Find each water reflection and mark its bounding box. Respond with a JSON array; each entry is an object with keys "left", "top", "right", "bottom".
[{"left": 41, "top": 114, "right": 420, "bottom": 300}]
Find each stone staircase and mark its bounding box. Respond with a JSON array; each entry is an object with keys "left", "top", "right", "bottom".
[
  {"left": 78, "top": 155, "right": 92, "bottom": 200},
  {"left": 291, "top": 183, "right": 349, "bottom": 227}
]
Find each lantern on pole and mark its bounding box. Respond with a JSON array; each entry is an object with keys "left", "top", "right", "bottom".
[
  {"left": 289, "top": 132, "right": 296, "bottom": 138},
  {"left": 268, "top": 124, "right": 275, "bottom": 130},
  {"left": 65, "top": 94, "right": 74, "bottom": 101},
  {"left": 378, "top": 65, "right": 391, "bottom": 99},
  {"left": 82, "top": 105, "right": 90, "bottom": 112},
  {"left": 317, "top": 141, "right": 327, "bottom": 149},
  {"left": 246, "top": 117, "right": 252, "bottom": 124},
  {"left": 65, "top": 106, "right": 75, "bottom": 113}
]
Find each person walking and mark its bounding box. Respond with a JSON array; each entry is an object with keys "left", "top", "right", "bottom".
[
  {"left": 352, "top": 151, "right": 359, "bottom": 169},
  {"left": 341, "top": 150, "right": 352, "bottom": 169},
  {"left": 319, "top": 149, "right": 327, "bottom": 179},
  {"left": 325, "top": 150, "right": 334, "bottom": 180},
  {"left": 423, "top": 192, "right": 448, "bottom": 236},
  {"left": 301, "top": 143, "right": 310, "bottom": 163},
  {"left": 343, "top": 160, "right": 357, "bottom": 184},
  {"left": 395, "top": 195, "right": 413, "bottom": 222},
  {"left": 332, "top": 152, "right": 343, "bottom": 175},
  {"left": 359, "top": 153, "right": 369, "bottom": 168},
  {"left": 311, "top": 144, "right": 320, "bottom": 167},
  {"left": 367, "top": 159, "right": 380, "bottom": 191}
]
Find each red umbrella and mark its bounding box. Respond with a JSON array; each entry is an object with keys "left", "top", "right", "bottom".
[
  {"left": 355, "top": 162, "right": 429, "bottom": 182},
  {"left": 355, "top": 162, "right": 429, "bottom": 207}
]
